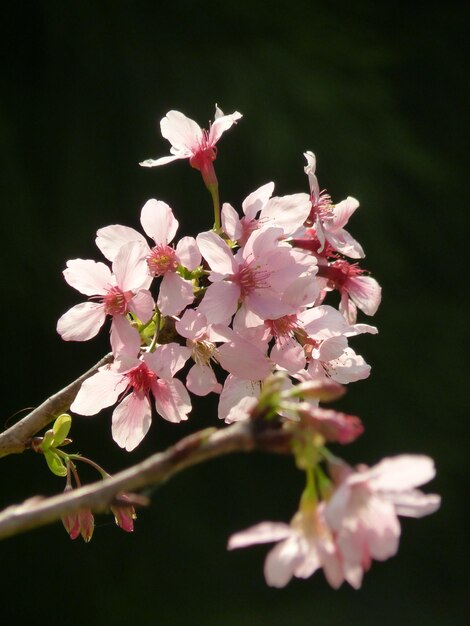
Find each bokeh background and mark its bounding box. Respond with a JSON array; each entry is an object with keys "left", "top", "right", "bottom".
[{"left": 1, "top": 2, "right": 467, "bottom": 624}]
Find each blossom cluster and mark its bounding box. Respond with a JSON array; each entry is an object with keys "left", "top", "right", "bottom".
[{"left": 56, "top": 106, "right": 439, "bottom": 584}]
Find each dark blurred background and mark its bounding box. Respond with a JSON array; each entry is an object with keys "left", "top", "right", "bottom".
[{"left": 0, "top": 1, "right": 467, "bottom": 624}]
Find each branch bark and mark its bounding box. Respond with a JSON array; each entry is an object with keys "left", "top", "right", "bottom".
[
  {"left": 0, "top": 353, "right": 113, "bottom": 458},
  {"left": 0, "top": 419, "right": 292, "bottom": 541}
]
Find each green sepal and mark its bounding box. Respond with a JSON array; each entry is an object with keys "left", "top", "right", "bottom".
[
  {"left": 44, "top": 450, "right": 68, "bottom": 477},
  {"left": 40, "top": 429, "right": 55, "bottom": 452},
  {"left": 52, "top": 413, "right": 72, "bottom": 447},
  {"left": 139, "top": 319, "right": 156, "bottom": 342}
]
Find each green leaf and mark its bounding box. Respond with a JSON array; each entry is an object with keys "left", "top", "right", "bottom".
[
  {"left": 52, "top": 413, "right": 72, "bottom": 447},
  {"left": 44, "top": 450, "right": 68, "bottom": 477}
]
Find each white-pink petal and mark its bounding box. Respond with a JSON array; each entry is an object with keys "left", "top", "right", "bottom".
[
  {"left": 57, "top": 302, "right": 106, "bottom": 342},
  {"left": 128, "top": 288, "right": 154, "bottom": 323},
  {"left": 347, "top": 276, "right": 382, "bottom": 317},
  {"left": 197, "top": 231, "right": 238, "bottom": 276},
  {"left": 71, "top": 369, "right": 127, "bottom": 416},
  {"left": 110, "top": 314, "right": 141, "bottom": 358},
  {"left": 160, "top": 110, "right": 202, "bottom": 153},
  {"left": 228, "top": 522, "right": 292, "bottom": 549},
  {"left": 152, "top": 378, "right": 191, "bottom": 423},
  {"left": 221, "top": 202, "right": 242, "bottom": 241},
  {"left": 112, "top": 242, "right": 150, "bottom": 292},
  {"left": 197, "top": 281, "right": 240, "bottom": 324},
  {"left": 218, "top": 375, "right": 260, "bottom": 423},
  {"left": 157, "top": 272, "right": 194, "bottom": 317},
  {"left": 95, "top": 224, "right": 148, "bottom": 262},
  {"left": 140, "top": 199, "right": 179, "bottom": 245},
  {"left": 186, "top": 363, "right": 222, "bottom": 396},
  {"left": 175, "top": 236, "right": 201, "bottom": 270},
  {"left": 388, "top": 491, "right": 441, "bottom": 518},
  {"left": 144, "top": 343, "right": 191, "bottom": 379},
  {"left": 63, "top": 259, "right": 112, "bottom": 296},
  {"left": 208, "top": 111, "right": 242, "bottom": 144},
  {"left": 139, "top": 155, "right": 182, "bottom": 167},
  {"left": 368, "top": 455, "right": 437, "bottom": 491},
  {"left": 260, "top": 193, "right": 311, "bottom": 235},
  {"left": 112, "top": 391, "right": 152, "bottom": 451},
  {"left": 264, "top": 536, "right": 304, "bottom": 588}
]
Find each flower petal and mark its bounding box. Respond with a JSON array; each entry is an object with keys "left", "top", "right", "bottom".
[
  {"left": 228, "top": 522, "right": 291, "bottom": 549},
  {"left": 140, "top": 199, "right": 179, "bottom": 245},
  {"left": 57, "top": 302, "right": 105, "bottom": 341},
  {"left": 63, "top": 259, "right": 112, "bottom": 296},
  {"left": 112, "top": 392, "right": 152, "bottom": 451}
]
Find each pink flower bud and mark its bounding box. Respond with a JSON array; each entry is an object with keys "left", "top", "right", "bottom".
[
  {"left": 111, "top": 493, "right": 137, "bottom": 533},
  {"left": 296, "top": 405, "right": 364, "bottom": 444}
]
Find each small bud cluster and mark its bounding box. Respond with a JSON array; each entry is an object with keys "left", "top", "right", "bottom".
[
  {"left": 32, "top": 414, "right": 136, "bottom": 542},
  {"left": 56, "top": 106, "right": 439, "bottom": 584}
]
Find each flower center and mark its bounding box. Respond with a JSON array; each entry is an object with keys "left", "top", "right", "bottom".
[
  {"left": 147, "top": 244, "right": 178, "bottom": 276},
  {"left": 126, "top": 362, "right": 157, "bottom": 394},
  {"left": 266, "top": 314, "right": 298, "bottom": 340},
  {"left": 102, "top": 286, "right": 131, "bottom": 316},
  {"left": 190, "top": 339, "right": 217, "bottom": 367},
  {"left": 317, "top": 260, "right": 365, "bottom": 287},
  {"left": 232, "top": 260, "right": 270, "bottom": 297},
  {"left": 306, "top": 190, "right": 332, "bottom": 226}
]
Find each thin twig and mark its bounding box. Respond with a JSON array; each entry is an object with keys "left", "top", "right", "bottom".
[
  {"left": 0, "top": 420, "right": 292, "bottom": 540},
  {"left": 0, "top": 353, "right": 113, "bottom": 458}
]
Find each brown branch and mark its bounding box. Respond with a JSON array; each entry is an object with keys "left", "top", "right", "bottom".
[
  {"left": 0, "top": 353, "right": 113, "bottom": 458},
  {"left": 0, "top": 419, "right": 292, "bottom": 541}
]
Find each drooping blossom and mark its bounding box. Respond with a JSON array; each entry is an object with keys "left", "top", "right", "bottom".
[
  {"left": 295, "top": 404, "right": 364, "bottom": 445},
  {"left": 57, "top": 242, "right": 154, "bottom": 342},
  {"left": 325, "top": 455, "right": 441, "bottom": 589},
  {"left": 139, "top": 106, "right": 242, "bottom": 188},
  {"left": 70, "top": 325, "right": 191, "bottom": 451},
  {"left": 317, "top": 259, "right": 382, "bottom": 324},
  {"left": 304, "top": 151, "right": 364, "bottom": 259},
  {"left": 228, "top": 504, "right": 344, "bottom": 589},
  {"left": 96, "top": 199, "right": 201, "bottom": 316}
]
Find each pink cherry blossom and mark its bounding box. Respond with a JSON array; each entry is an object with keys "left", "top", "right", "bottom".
[
  {"left": 221, "top": 182, "right": 311, "bottom": 245},
  {"left": 71, "top": 339, "right": 191, "bottom": 451},
  {"left": 96, "top": 199, "right": 201, "bottom": 317},
  {"left": 295, "top": 405, "right": 364, "bottom": 444},
  {"left": 175, "top": 309, "right": 272, "bottom": 396},
  {"left": 228, "top": 504, "right": 344, "bottom": 589},
  {"left": 196, "top": 227, "right": 317, "bottom": 324},
  {"left": 57, "top": 242, "right": 154, "bottom": 342},
  {"left": 139, "top": 106, "right": 242, "bottom": 188},
  {"left": 304, "top": 151, "right": 364, "bottom": 259},
  {"left": 317, "top": 259, "right": 382, "bottom": 323},
  {"left": 325, "top": 455, "right": 441, "bottom": 588}
]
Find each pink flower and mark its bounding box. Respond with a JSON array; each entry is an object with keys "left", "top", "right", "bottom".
[
  {"left": 57, "top": 242, "right": 154, "bottom": 342},
  {"left": 111, "top": 493, "right": 137, "bottom": 533},
  {"left": 221, "top": 182, "right": 311, "bottom": 245},
  {"left": 140, "top": 106, "right": 242, "bottom": 188},
  {"left": 228, "top": 505, "right": 344, "bottom": 589},
  {"left": 196, "top": 227, "right": 317, "bottom": 324},
  {"left": 175, "top": 309, "right": 272, "bottom": 396},
  {"left": 295, "top": 405, "right": 364, "bottom": 444},
  {"left": 96, "top": 199, "right": 201, "bottom": 317},
  {"left": 304, "top": 151, "right": 364, "bottom": 259},
  {"left": 317, "top": 259, "right": 382, "bottom": 323},
  {"left": 325, "top": 455, "right": 441, "bottom": 588},
  {"left": 70, "top": 336, "right": 191, "bottom": 451}
]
